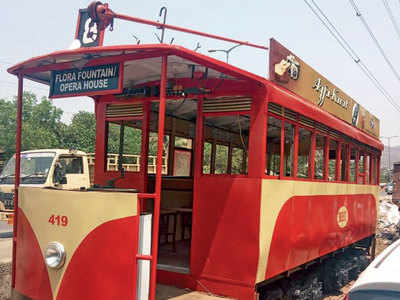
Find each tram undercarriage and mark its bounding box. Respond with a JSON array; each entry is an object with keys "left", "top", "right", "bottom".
[{"left": 258, "top": 236, "right": 374, "bottom": 300}]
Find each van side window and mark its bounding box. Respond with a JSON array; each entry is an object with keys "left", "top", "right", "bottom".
[{"left": 59, "top": 156, "right": 84, "bottom": 174}]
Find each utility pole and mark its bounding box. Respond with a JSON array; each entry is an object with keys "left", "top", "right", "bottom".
[{"left": 380, "top": 136, "right": 399, "bottom": 181}]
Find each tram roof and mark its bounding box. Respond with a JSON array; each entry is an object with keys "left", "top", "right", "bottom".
[
  {"left": 7, "top": 43, "right": 383, "bottom": 151},
  {"left": 7, "top": 44, "right": 266, "bottom": 86}
]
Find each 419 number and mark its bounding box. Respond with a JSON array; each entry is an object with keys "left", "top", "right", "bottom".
[{"left": 48, "top": 215, "right": 68, "bottom": 227}]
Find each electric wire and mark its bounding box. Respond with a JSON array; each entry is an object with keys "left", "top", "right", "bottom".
[
  {"left": 382, "top": 0, "right": 400, "bottom": 42},
  {"left": 304, "top": 0, "right": 400, "bottom": 114},
  {"left": 310, "top": 0, "right": 359, "bottom": 60},
  {"left": 348, "top": 0, "right": 400, "bottom": 84},
  {"left": 305, "top": 0, "right": 400, "bottom": 112}
]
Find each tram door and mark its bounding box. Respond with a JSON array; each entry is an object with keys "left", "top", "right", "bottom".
[{"left": 147, "top": 100, "right": 196, "bottom": 274}]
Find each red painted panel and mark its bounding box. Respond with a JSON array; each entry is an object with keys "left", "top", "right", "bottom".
[
  {"left": 191, "top": 177, "right": 261, "bottom": 299},
  {"left": 266, "top": 194, "right": 377, "bottom": 279},
  {"left": 14, "top": 209, "right": 53, "bottom": 300},
  {"left": 57, "top": 216, "right": 138, "bottom": 300}
]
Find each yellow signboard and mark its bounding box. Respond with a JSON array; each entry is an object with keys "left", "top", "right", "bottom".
[{"left": 269, "top": 38, "right": 379, "bottom": 138}]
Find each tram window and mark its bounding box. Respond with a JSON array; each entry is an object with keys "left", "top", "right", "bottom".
[
  {"left": 203, "top": 114, "right": 249, "bottom": 175},
  {"left": 358, "top": 152, "right": 365, "bottom": 184},
  {"left": 371, "top": 156, "right": 377, "bottom": 184},
  {"left": 203, "top": 142, "right": 212, "bottom": 174},
  {"left": 358, "top": 152, "right": 365, "bottom": 174},
  {"left": 106, "top": 121, "right": 142, "bottom": 172},
  {"left": 315, "top": 134, "right": 326, "bottom": 180},
  {"left": 215, "top": 144, "right": 228, "bottom": 174},
  {"left": 149, "top": 132, "right": 169, "bottom": 174},
  {"left": 297, "top": 127, "right": 312, "bottom": 178},
  {"left": 231, "top": 147, "right": 244, "bottom": 174},
  {"left": 175, "top": 136, "right": 192, "bottom": 149},
  {"left": 283, "top": 122, "right": 295, "bottom": 177},
  {"left": 350, "top": 148, "right": 357, "bottom": 183},
  {"left": 340, "top": 144, "right": 348, "bottom": 181},
  {"left": 365, "top": 154, "right": 370, "bottom": 184},
  {"left": 328, "top": 140, "right": 338, "bottom": 181},
  {"left": 266, "top": 116, "right": 281, "bottom": 176}
]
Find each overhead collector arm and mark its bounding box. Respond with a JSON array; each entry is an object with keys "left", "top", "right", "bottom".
[{"left": 87, "top": 1, "right": 269, "bottom": 51}]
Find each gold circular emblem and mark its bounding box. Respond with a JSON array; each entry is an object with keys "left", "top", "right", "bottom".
[{"left": 337, "top": 206, "right": 349, "bottom": 228}]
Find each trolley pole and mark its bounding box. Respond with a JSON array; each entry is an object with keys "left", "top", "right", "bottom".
[
  {"left": 12, "top": 74, "right": 23, "bottom": 288},
  {"left": 380, "top": 135, "right": 399, "bottom": 181}
]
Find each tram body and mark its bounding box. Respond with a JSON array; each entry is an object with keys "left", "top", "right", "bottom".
[{"left": 8, "top": 4, "right": 382, "bottom": 300}]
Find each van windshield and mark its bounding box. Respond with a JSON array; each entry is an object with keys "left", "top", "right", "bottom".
[{"left": 0, "top": 152, "right": 56, "bottom": 184}]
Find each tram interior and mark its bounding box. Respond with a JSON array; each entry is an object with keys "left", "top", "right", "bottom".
[
  {"left": 105, "top": 96, "right": 250, "bottom": 273},
  {"left": 94, "top": 54, "right": 253, "bottom": 274}
]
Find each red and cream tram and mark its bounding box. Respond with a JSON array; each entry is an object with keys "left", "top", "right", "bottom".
[{"left": 8, "top": 3, "right": 382, "bottom": 300}]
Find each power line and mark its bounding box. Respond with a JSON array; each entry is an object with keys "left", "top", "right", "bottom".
[
  {"left": 382, "top": 0, "right": 400, "bottom": 42},
  {"left": 304, "top": 0, "right": 400, "bottom": 113},
  {"left": 310, "top": 0, "right": 359, "bottom": 60},
  {"left": 348, "top": 0, "right": 400, "bottom": 84}
]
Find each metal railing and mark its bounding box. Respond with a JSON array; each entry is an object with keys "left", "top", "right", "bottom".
[{"left": 87, "top": 153, "right": 168, "bottom": 174}]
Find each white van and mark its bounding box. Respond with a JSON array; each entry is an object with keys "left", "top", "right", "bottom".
[
  {"left": 346, "top": 239, "right": 400, "bottom": 299},
  {"left": 0, "top": 149, "right": 91, "bottom": 211}
]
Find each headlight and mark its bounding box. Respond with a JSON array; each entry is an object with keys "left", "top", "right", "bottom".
[{"left": 44, "top": 242, "right": 66, "bottom": 269}]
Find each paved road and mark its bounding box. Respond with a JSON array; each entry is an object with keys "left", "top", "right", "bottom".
[
  {"left": 0, "top": 238, "right": 11, "bottom": 264},
  {"left": 0, "top": 221, "right": 12, "bottom": 264}
]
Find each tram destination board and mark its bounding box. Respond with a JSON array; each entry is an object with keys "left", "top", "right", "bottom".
[{"left": 49, "top": 63, "right": 122, "bottom": 98}]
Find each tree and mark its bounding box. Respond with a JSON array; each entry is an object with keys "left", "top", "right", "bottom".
[
  {"left": 0, "top": 92, "right": 65, "bottom": 161},
  {"left": 64, "top": 111, "right": 96, "bottom": 153}
]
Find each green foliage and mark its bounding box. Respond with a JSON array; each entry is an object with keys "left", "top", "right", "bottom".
[
  {"left": 64, "top": 111, "right": 96, "bottom": 153},
  {"left": 0, "top": 91, "right": 97, "bottom": 161},
  {"left": 0, "top": 92, "right": 65, "bottom": 160}
]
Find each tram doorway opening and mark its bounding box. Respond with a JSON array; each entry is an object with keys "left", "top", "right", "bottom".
[{"left": 146, "top": 100, "right": 197, "bottom": 273}]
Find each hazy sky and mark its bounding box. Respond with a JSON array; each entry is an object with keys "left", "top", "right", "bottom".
[{"left": 2, "top": 1, "right": 400, "bottom": 146}]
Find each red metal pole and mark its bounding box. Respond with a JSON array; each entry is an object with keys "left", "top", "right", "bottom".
[
  {"left": 11, "top": 74, "right": 23, "bottom": 288},
  {"left": 149, "top": 55, "right": 168, "bottom": 300},
  {"left": 114, "top": 13, "right": 268, "bottom": 51},
  {"left": 140, "top": 102, "right": 150, "bottom": 207}
]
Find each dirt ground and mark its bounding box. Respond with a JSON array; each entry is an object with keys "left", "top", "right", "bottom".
[{"left": 322, "top": 235, "right": 392, "bottom": 300}]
